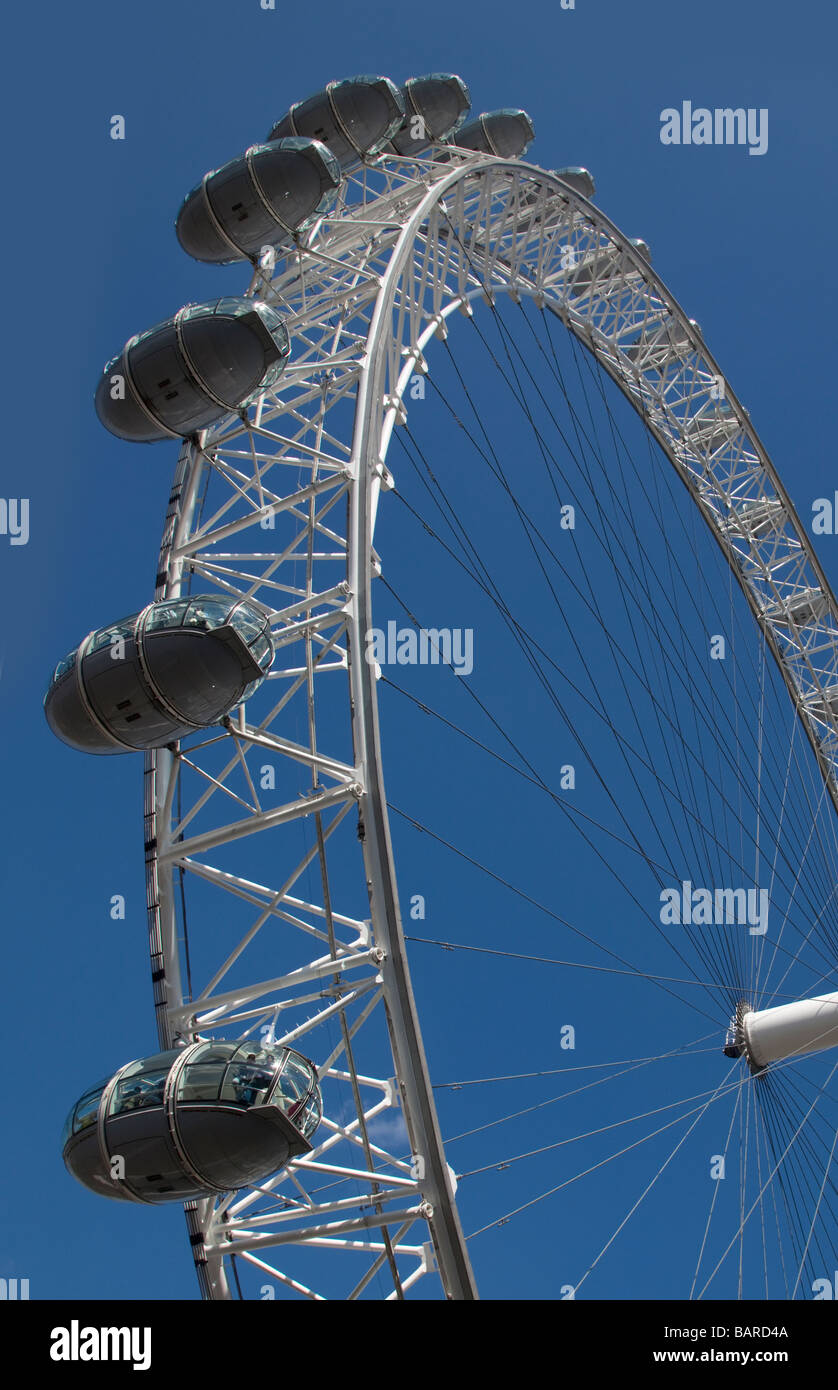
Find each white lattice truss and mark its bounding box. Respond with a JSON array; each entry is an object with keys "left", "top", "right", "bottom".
[{"left": 142, "top": 148, "right": 838, "bottom": 1300}]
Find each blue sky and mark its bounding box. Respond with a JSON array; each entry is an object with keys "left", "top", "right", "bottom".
[{"left": 2, "top": 0, "right": 838, "bottom": 1300}]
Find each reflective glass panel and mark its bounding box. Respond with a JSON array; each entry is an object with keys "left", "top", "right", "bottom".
[
  {"left": 127, "top": 317, "right": 177, "bottom": 350},
  {"left": 284, "top": 1058, "right": 314, "bottom": 1094},
  {"left": 250, "top": 302, "right": 291, "bottom": 361},
  {"left": 221, "top": 1053, "right": 281, "bottom": 1107},
  {"left": 74, "top": 1089, "right": 104, "bottom": 1132},
  {"left": 250, "top": 634, "right": 273, "bottom": 667},
  {"left": 145, "top": 598, "right": 191, "bottom": 632},
  {"left": 61, "top": 1109, "right": 74, "bottom": 1148},
  {"left": 181, "top": 297, "right": 248, "bottom": 321},
  {"left": 110, "top": 1067, "right": 169, "bottom": 1115},
  {"left": 66, "top": 1080, "right": 108, "bottom": 1142},
  {"left": 272, "top": 1057, "right": 314, "bottom": 1122},
  {"left": 296, "top": 1094, "right": 321, "bottom": 1139},
  {"left": 177, "top": 1062, "right": 225, "bottom": 1102},
  {"left": 274, "top": 1070, "right": 304, "bottom": 1106},
  {"left": 182, "top": 597, "right": 235, "bottom": 630},
  {"left": 88, "top": 616, "right": 138, "bottom": 654},
  {"left": 258, "top": 361, "right": 286, "bottom": 395},
  {"left": 52, "top": 649, "right": 77, "bottom": 684},
  {"left": 105, "top": 1050, "right": 178, "bottom": 1116},
  {"left": 176, "top": 1042, "right": 238, "bottom": 1103},
  {"left": 227, "top": 604, "right": 267, "bottom": 643}
]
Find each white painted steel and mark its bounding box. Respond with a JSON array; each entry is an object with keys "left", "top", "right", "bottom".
[
  {"left": 140, "top": 147, "right": 838, "bottom": 1299},
  {"left": 744, "top": 992, "right": 838, "bottom": 1069}
]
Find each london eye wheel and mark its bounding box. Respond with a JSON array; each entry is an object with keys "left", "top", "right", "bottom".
[{"left": 50, "top": 74, "right": 838, "bottom": 1301}]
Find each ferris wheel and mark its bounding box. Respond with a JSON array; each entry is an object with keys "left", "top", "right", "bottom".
[{"left": 47, "top": 73, "right": 838, "bottom": 1301}]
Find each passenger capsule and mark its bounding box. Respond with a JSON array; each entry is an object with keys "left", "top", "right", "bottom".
[
  {"left": 448, "top": 108, "right": 535, "bottom": 158},
  {"left": 386, "top": 73, "right": 471, "bottom": 155},
  {"left": 44, "top": 595, "right": 273, "bottom": 754},
  {"left": 554, "top": 166, "right": 596, "bottom": 199},
  {"left": 176, "top": 138, "right": 341, "bottom": 264},
  {"left": 267, "top": 75, "right": 404, "bottom": 169},
  {"left": 95, "top": 298, "right": 290, "bottom": 443},
  {"left": 62, "top": 1042, "right": 321, "bottom": 1203}
]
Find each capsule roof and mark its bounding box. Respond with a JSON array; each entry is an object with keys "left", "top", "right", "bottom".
[
  {"left": 45, "top": 594, "right": 273, "bottom": 754},
  {"left": 553, "top": 166, "right": 596, "bottom": 199},
  {"left": 267, "top": 75, "right": 405, "bottom": 169},
  {"left": 448, "top": 108, "right": 535, "bottom": 159},
  {"left": 629, "top": 237, "right": 652, "bottom": 262},
  {"left": 176, "top": 137, "right": 341, "bottom": 265},
  {"left": 95, "top": 297, "right": 290, "bottom": 443},
  {"left": 388, "top": 73, "right": 471, "bottom": 155}
]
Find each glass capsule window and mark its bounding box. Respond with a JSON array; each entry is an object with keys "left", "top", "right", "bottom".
[
  {"left": 205, "top": 155, "right": 240, "bottom": 186},
  {"left": 181, "top": 596, "right": 238, "bottom": 630},
  {"left": 144, "top": 598, "right": 191, "bottom": 631},
  {"left": 227, "top": 604, "right": 268, "bottom": 644},
  {"left": 174, "top": 1040, "right": 320, "bottom": 1133},
  {"left": 87, "top": 616, "right": 139, "bottom": 654},
  {"left": 220, "top": 1058, "right": 280, "bottom": 1107},
  {"left": 250, "top": 633, "right": 273, "bottom": 668},
  {"left": 51, "top": 649, "right": 77, "bottom": 685},
  {"left": 110, "top": 1068, "right": 169, "bottom": 1115},
  {"left": 267, "top": 1053, "right": 320, "bottom": 1136},
  {"left": 273, "top": 1069, "right": 303, "bottom": 1108},
  {"left": 227, "top": 1043, "right": 285, "bottom": 1092},
  {"left": 281, "top": 1057, "right": 313, "bottom": 1099},
  {"left": 176, "top": 1042, "right": 239, "bottom": 1102},
  {"left": 138, "top": 595, "right": 273, "bottom": 690},
  {"left": 241, "top": 676, "right": 265, "bottom": 704},
  {"left": 251, "top": 300, "right": 290, "bottom": 339},
  {"left": 294, "top": 1092, "right": 322, "bottom": 1141},
  {"left": 143, "top": 595, "right": 271, "bottom": 636},
  {"left": 260, "top": 361, "right": 287, "bottom": 395},
  {"left": 63, "top": 1079, "right": 109, "bottom": 1146},
  {"left": 182, "top": 298, "right": 287, "bottom": 334},
  {"left": 63, "top": 1043, "right": 321, "bottom": 1152},
  {"left": 248, "top": 302, "right": 291, "bottom": 394},
  {"left": 176, "top": 1042, "right": 282, "bottom": 1107},
  {"left": 108, "top": 1051, "right": 178, "bottom": 1116},
  {"left": 127, "top": 317, "right": 173, "bottom": 353},
  {"left": 203, "top": 298, "right": 248, "bottom": 319}
]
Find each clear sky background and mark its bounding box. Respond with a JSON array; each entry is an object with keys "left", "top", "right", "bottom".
[{"left": 2, "top": 0, "right": 837, "bottom": 1300}]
